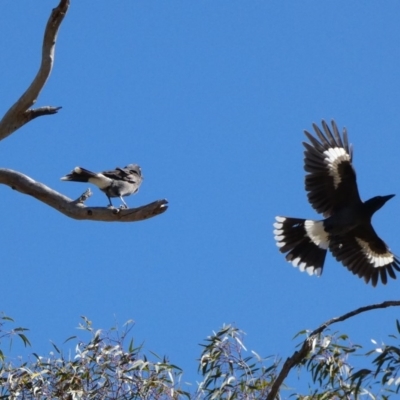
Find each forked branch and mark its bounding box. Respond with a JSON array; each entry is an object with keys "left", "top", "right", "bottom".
[
  {"left": 0, "top": 0, "right": 69, "bottom": 141},
  {"left": 0, "top": 1, "right": 168, "bottom": 222}
]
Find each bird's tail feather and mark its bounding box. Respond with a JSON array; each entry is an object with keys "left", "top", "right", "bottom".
[
  {"left": 61, "top": 167, "right": 112, "bottom": 189},
  {"left": 61, "top": 167, "right": 97, "bottom": 182},
  {"left": 273, "top": 216, "right": 328, "bottom": 277}
]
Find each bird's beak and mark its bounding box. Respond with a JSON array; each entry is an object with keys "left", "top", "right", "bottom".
[{"left": 383, "top": 194, "right": 395, "bottom": 203}]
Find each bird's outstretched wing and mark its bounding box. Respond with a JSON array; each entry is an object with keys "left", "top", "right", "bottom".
[
  {"left": 303, "top": 120, "right": 361, "bottom": 217},
  {"left": 329, "top": 224, "right": 400, "bottom": 286}
]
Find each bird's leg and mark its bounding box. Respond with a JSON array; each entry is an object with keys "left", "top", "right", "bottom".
[
  {"left": 107, "top": 196, "right": 114, "bottom": 208},
  {"left": 119, "top": 196, "right": 128, "bottom": 209}
]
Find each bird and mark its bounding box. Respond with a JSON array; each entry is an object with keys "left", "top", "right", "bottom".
[
  {"left": 273, "top": 120, "right": 399, "bottom": 286},
  {"left": 61, "top": 164, "right": 143, "bottom": 208}
]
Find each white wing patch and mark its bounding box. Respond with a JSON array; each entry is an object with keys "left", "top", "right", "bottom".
[
  {"left": 356, "top": 237, "right": 394, "bottom": 268},
  {"left": 323, "top": 147, "right": 350, "bottom": 188},
  {"left": 304, "top": 220, "right": 329, "bottom": 249}
]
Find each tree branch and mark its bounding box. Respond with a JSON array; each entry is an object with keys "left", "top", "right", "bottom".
[
  {"left": 0, "top": 0, "right": 69, "bottom": 141},
  {"left": 0, "top": 169, "right": 168, "bottom": 222},
  {"left": 0, "top": 2, "right": 168, "bottom": 222},
  {"left": 267, "top": 300, "right": 400, "bottom": 400}
]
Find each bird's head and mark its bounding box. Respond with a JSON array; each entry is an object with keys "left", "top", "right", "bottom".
[
  {"left": 366, "top": 194, "right": 395, "bottom": 215},
  {"left": 125, "top": 164, "right": 142, "bottom": 177}
]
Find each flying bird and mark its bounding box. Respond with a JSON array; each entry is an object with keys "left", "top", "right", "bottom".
[
  {"left": 273, "top": 120, "right": 399, "bottom": 286},
  {"left": 61, "top": 164, "right": 143, "bottom": 208}
]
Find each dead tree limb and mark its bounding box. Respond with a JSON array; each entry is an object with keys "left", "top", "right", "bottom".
[
  {"left": 0, "top": 1, "right": 168, "bottom": 222},
  {"left": 0, "top": 0, "right": 69, "bottom": 141},
  {"left": 0, "top": 169, "right": 168, "bottom": 222},
  {"left": 266, "top": 300, "right": 400, "bottom": 400}
]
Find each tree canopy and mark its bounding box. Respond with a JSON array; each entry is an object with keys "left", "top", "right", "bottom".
[{"left": 2, "top": 304, "right": 400, "bottom": 398}]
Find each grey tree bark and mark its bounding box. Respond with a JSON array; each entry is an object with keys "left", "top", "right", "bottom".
[{"left": 0, "top": 0, "right": 168, "bottom": 222}]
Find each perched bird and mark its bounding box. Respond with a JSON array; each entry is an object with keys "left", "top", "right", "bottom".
[
  {"left": 61, "top": 164, "right": 143, "bottom": 208},
  {"left": 273, "top": 120, "right": 399, "bottom": 286}
]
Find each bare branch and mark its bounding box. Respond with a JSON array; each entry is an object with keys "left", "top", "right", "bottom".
[
  {"left": 0, "top": 0, "right": 69, "bottom": 141},
  {"left": 0, "top": 169, "right": 168, "bottom": 222},
  {"left": 0, "top": 3, "right": 168, "bottom": 221},
  {"left": 308, "top": 300, "right": 400, "bottom": 336},
  {"left": 267, "top": 300, "right": 400, "bottom": 400},
  {"left": 74, "top": 188, "right": 93, "bottom": 204}
]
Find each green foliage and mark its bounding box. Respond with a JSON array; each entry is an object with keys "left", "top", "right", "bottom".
[
  {"left": 197, "top": 324, "right": 278, "bottom": 399},
  {"left": 0, "top": 316, "right": 189, "bottom": 399},
  {"left": 0, "top": 312, "right": 30, "bottom": 362},
  {"left": 297, "top": 330, "right": 364, "bottom": 398},
  {"left": 295, "top": 323, "right": 400, "bottom": 399},
  {"left": 1, "top": 315, "right": 400, "bottom": 399}
]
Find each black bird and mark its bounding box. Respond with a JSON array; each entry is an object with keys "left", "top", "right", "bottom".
[
  {"left": 273, "top": 120, "right": 399, "bottom": 286},
  {"left": 61, "top": 164, "right": 143, "bottom": 208}
]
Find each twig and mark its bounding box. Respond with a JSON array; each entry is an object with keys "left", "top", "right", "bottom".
[
  {"left": 73, "top": 188, "right": 93, "bottom": 204},
  {"left": 0, "top": 0, "right": 69, "bottom": 140},
  {"left": 267, "top": 300, "right": 400, "bottom": 400}
]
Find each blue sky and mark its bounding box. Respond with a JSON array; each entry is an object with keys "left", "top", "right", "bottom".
[{"left": 1, "top": 0, "right": 400, "bottom": 392}]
